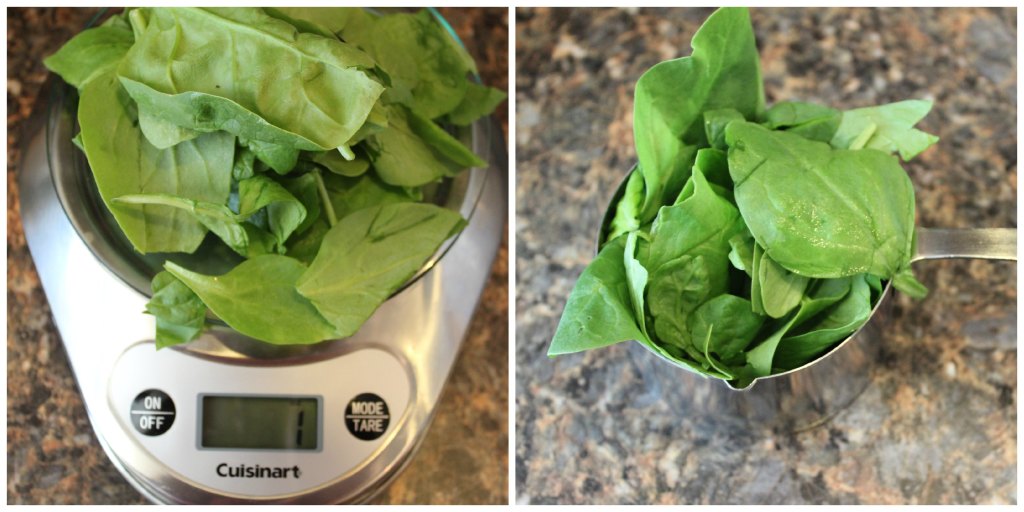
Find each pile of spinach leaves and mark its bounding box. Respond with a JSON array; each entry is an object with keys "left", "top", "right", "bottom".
[
  {"left": 44, "top": 7, "right": 504, "bottom": 347},
  {"left": 548, "top": 7, "right": 935, "bottom": 388}
]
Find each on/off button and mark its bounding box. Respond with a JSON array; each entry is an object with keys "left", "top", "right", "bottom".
[{"left": 131, "top": 389, "right": 176, "bottom": 436}]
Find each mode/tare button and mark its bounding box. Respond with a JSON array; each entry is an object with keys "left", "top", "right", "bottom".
[
  {"left": 131, "top": 389, "right": 175, "bottom": 436},
  {"left": 345, "top": 393, "right": 390, "bottom": 441}
]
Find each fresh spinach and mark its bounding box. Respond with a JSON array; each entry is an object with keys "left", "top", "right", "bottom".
[
  {"left": 295, "top": 203, "right": 466, "bottom": 338},
  {"left": 118, "top": 8, "right": 384, "bottom": 155},
  {"left": 831, "top": 100, "right": 939, "bottom": 160},
  {"left": 763, "top": 101, "right": 841, "bottom": 143},
  {"left": 548, "top": 237, "right": 648, "bottom": 356},
  {"left": 42, "top": 24, "right": 133, "bottom": 89},
  {"left": 630, "top": 7, "right": 765, "bottom": 225},
  {"left": 77, "top": 72, "right": 236, "bottom": 254},
  {"left": 726, "top": 120, "right": 916, "bottom": 280},
  {"left": 550, "top": 7, "right": 936, "bottom": 387},
  {"left": 166, "top": 256, "right": 339, "bottom": 345},
  {"left": 45, "top": 7, "right": 503, "bottom": 347},
  {"left": 145, "top": 271, "right": 207, "bottom": 349}
]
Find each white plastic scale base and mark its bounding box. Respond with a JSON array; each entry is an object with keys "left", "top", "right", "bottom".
[{"left": 18, "top": 112, "right": 506, "bottom": 504}]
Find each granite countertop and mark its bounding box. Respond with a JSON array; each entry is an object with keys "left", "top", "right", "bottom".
[
  {"left": 7, "top": 7, "right": 508, "bottom": 504},
  {"left": 516, "top": 7, "right": 1015, "bottom": 505}
]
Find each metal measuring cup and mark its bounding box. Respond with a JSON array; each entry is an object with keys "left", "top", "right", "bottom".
[{"left": 597, "top": 166, "right": 1016, "bottom": 431}]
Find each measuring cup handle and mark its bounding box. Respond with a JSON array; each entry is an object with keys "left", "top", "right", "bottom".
[{"left": 913, "top": 227, "right": 1017, "bottom": 262}]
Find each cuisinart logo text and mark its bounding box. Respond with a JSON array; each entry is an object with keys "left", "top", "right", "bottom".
[{"left": 216, "top": 463, "right": 302, "bottom": 479}]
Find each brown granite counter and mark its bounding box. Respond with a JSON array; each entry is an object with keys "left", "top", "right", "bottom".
[
  {"left": 7, "top": 7, "right": 508, "bottom": 504},
  {"left": 515, "top": 7, "right": 1015, "bottom": 504}
]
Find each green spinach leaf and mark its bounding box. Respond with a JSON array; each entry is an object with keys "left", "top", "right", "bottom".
[
  {"left": 263, "top": 7, "right": 354, "bottom": 38},
  {"left": 296, "top": 203, "right": 466, "bottom": 337},
  {"left": 831, "top": 99, "right": 939, "bottom": 160},
  {"left": 726, "top": 121, "right": 916, "bottom": 279},
  {"left": 237, "top": 176, "right": 307, "bottom": 249},
  {"left": 688, "top": 293, "right": 765, "bottom": 366},
  {"left": 757, "top": 249, "right": 810, "bottom": 319},
  {"left": 632, "top": 7, "right": 764, "bottom": 223},
  {"left": 623, "top": 231, "right": 651, "bottom": 339},
  {"left": 146, "top": 271, "right": 207, "bottom": 349},
  {"left": 607, "top": 169, "right": 644, "bottom": 243},
  {"left": 78, "top": 71, "right": 235, "bottom": 254},
  {"left": 311, "top": 150, "right": 371, "bottom": 178},
  {"left": 647, "top": 254, "right": 710, "bottom": 356},
  {"left": 113, "top": 194, "right": 275, "bottom": 258},
  {"left": 345, "top": 10, "right": 474, "bottom": 119},
  {"left": 43, "top": 24, "right": 134, "bottom": 88},
  {"left": 549, "top": 236, "right": 647, "bottom": 355},
  {"left": 118, "top": 7, "right": 384, "bottom": 154},
  {"left": 166, "top": 256, "right": 339, "bottom": 344},
  {"left": 367, "top": 105, "right": 464, "bottom": 186},
  {"left": 774, "top": 274, "right": 872, "bottom": 370},
  {"left": 448, "top": 82, "right": 507, "bottom": 126},
  {"left": 763, "top": 101, "right": 841, "bottom": 142}
]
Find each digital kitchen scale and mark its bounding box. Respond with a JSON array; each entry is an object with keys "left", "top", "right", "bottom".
[{"left": 18, "top": 63, "right": 506, "bottom": 503}]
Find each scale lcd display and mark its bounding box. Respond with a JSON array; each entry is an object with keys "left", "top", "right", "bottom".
[{"left": 201, "top": 395, "right": 319, "bottom": 450}]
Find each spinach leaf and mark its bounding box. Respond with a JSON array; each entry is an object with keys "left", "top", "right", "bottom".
[
  {"left": 285, "top": 217, "right": 331, "bottom": 265},
  {"left": 774, "top": 274, "right": 872, "bottom": 370},
  {"left": 113, "top": 194, "right": 275, "bottom": 258},
  {"left": 623, "top": 232, "right": 651, "bottom": 339},
  {"left": 77, "top": 71, "right": 235, "bottom": 254},
  {"left": 726, "top": 121, "right": 916, "bottom": 279},
  {"left": 675, "top": 147, "right": 733, "bottom": 204},
  {"left": 647, "top": 254, "right": 710, "bottom": 356},
  {"left": 703, "top": 108, "right": 745, "bottom": 151},
  {"left": 145, "top": 271, "right": 207, "bottom": 349},
  {"left": 242, "top": 139, "right": 300, "bottom": 175},
  {"left": 647, "top": 168, "right": 742, "bottom": 290},
  {"left": 643, "top": 167, "right": 742, "bottom": 367},
  {"left": 733, "top": 312, "right": 799, "bottom": 387},
  {"left": 311, "top": 150, "right": 371, "bottom": 177},
  {"left": 831, "top": 100, "right": 939, "bottom": 160},
  {"left": 788, "top": 277, "right": 852, "bottom": 331},
  {"left": 263, "top": 7, "right": 354, "bottom": 38},
  {"left": 607, "top": 169, "right": 644, "bottom": 242},
  {"left": 763, "top": 101, "right": 841, "bottom": 142},
  {"left": 367, "top": 105, "right": 464, "bottom": 186},
  {"left": 296, "top": 203, "right": 466, "bottom": 337},
  {"left": 632, "top": 7, "right": 764, "bottom": 223},
  {"left": 892, "top": 267, "right": 929, "bottom": 298},
  {"left": 118, "top": 7, "right": 384, "bottom": 154},
  {"left": 749, "top": 242, "right": 765, "bottom": 315},
  {"left": 757, "top": 249, "right": 810, "bottom": 319},
  {"left": 237, "top": 176, "right": 307, "bottom": 249},
  {"left": 448, "top": 82, "right": 508, "bottom": 126},
  {"left": 137, "top": 112, "right": 200, "bottom": 149},
  {"left": 233, "top": 148, "right": 257, "bottom": 181},
  {"left": 43, "top": 24, "right": 134, "bottom": 88},
  {"left": 727, "top": 230, "right": 755, "bottom": 277},
  {"left": 280, "top": 172, "right": 322, "bottom": 235},
  {"left": 346, "top": 10, "right": 474, "bottom": 119},
  {"left": 548, "top": 236, "right": 647, "bottom": 355},
  {"left": 321, "top": 172, "right": 420, "bottom": 221},
  {"left": 406, "top": 108, "right": 486, "bottom": 168},
  {"left": 688, "top": 293, "right": 765, "bottom": 366},
  {"left": 166, "top": 256, "right": 339, "bottom": 345}
]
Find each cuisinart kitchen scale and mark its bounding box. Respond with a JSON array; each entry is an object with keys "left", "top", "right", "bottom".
[{"left": 18, "top": 47, "right": 506, "bottom": 504}]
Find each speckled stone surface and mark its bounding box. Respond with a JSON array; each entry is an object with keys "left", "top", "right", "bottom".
[
  {"left": 7, "top": 7, "right": 508, "bottom": 504},
  {"left": 516, "top": 7, "right": 1015, "bottom": 505}
]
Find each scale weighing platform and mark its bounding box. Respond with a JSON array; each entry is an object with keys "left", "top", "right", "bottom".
[{"left": 18, "top": 79, "right": 506, "bottom": 503}]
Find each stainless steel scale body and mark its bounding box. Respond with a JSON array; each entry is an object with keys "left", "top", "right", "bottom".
[{"left": 18, "top": 81, "right": 506, "bottom": 503}]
